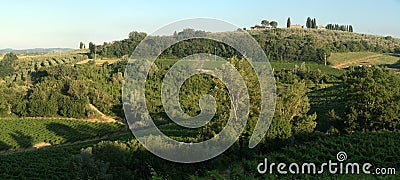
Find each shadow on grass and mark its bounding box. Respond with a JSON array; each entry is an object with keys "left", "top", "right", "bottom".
[
  {"left": 307, "top": 84, "right": 346, "bottom": 132},
  {"left": 9, "top": 131, "right": 33, "bottom": 148},
  {"left": 0, "top": 140, "right": 11, "bottom": 151},
  {"left": 46, "top": 122, "right": 120, "bottom": 144},
  {"left": 383, "top": 60, "right": 400, "bottom": 70}
]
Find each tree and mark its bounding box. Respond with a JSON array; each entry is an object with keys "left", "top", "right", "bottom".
[
  {"left": 269, "top": 21, "right": 278, "bottom": 28},
  {"left": 266, "top": 81, "right": 316, "bottom": 140},
  {"left": 394, "top": 47, "right": 400, "bottom": 54},
  {"left": 287, "top": 17, "right": 291, "bottom": 28},
  {"left": 66, "top": 147, "right": 112, "bottom": 179},
  {"left": 349, "top": 25, "right": 354, "bottom": 32},
  {"left": 0, "top": 52, "right": 18, "bottom": 78},
  {"left": 340, "top": 66, "right": 400, "bottom": 133},
  {"left": 89, "top": 42, "right": 96, "bottom": 59},
  {"left": 80, "top": 42, "right": 84, "bottom": 49},
  {"left": 306, "top": 17, "right": 311, "bottom": 28},
  {"left": 313, "top": 18, "right": 317, "bottom": 28},
  {"left": 3, "top": 52, "right": 18, "bottom": 61},
  {"left": 261, "top": 20, "right": 269, "bottom": 27}
]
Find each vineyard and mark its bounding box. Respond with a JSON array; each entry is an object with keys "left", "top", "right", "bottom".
[
  {"left": 3, "top": 50, "right": 88, "bottom": 83},
  {"left": 308, "top": 84, "right": 346, "bottom": 131},
  {"left": 0, "top": 118, "right": 124, "bottom": 151},
  {"left": 0, "top": 129, "right": 398, "bottom": 179}
]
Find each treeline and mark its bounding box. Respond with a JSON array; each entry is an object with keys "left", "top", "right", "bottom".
[
  {"left": 88, "top": 32, "right": 147, "bottom": 59},
  {"left": 326, "top": 24, "right": 354, "bottom": 32},
  {"left": 87, "top": 28, "right": 399, "bottom": 64},
  {"left": 253, "top": 32, "right": 330, "bottom": 63},
  {"left": 306, "top": 17, "right": 318, "bottom": 28}
]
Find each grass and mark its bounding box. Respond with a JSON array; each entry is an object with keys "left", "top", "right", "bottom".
[
  {"left": 76, "top": 58, "right": 120, "bottom": 65},
  {"left": 329, "top": 52, "right": 399, "bottom": 68}
]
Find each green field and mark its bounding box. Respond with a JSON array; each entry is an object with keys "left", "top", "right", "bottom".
[
  {"left": 329, "top": 52, "right": 399, "bottom": 68},
  {"left": 0, "top": 118, "right": 124, "bottom": 150}
]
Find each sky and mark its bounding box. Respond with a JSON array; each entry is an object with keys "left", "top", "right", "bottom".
[{"left": 1, "top": 0, "right": 399, "bottom": 49}]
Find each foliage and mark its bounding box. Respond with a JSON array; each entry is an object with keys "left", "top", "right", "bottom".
[
  {"left": 286, "top": 17, "right": 291, "bottom": 28},
  {"left": 58, "top": 131, "right": 400, "bottom": 179},
  {"left": 3, "top": 60, "right": 125, "bottom": 118},
  {"left": 340, "top": 66, "right": 400, "bottom": 133},
  {"left": 266, "top": 81, "right": 316, "bottom": 140},
  {"left": 88, "top": 28, "right": 400, "bottom": 65},
  {"left": 89, "top": 32, "right": 146, "bottom": 58},
  {"left": 326, "top": 24, "right": 354, "bottom": 32},
  {"left": 269, "top": 21, "right": 278, "bottom": 28},
  {"left": 0, "top": 52, "right": 18, "bottom": 78},
  {"left": 394, "top": 47, "right": 400, "bottom": 54},
  {"left": 65, "top": 147, "right": 112, "bottom": 179},
  {"left": 261, "top": 20, "right": 269, "bottom": 27}
]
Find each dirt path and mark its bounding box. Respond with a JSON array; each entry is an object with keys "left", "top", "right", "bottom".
[
  {"left": 0, "top": 131, "right": 131, "bottom": 155},
  {"left": 87, "top": 104, "right": 117, "bottom": 123},
  {"left": 332, "top": 54, "right": 383, "bottom": 69},
  {"left": 0, "top": 104, "right": 118, "bottom": 123}
]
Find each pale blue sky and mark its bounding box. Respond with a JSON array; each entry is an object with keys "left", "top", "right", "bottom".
[{"left": 1, "top": 0, "right": 399, "bottom": 49}]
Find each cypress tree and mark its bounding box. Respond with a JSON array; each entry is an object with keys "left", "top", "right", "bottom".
[
  {"left": 313, "top": 18, "right": 317, "bottom": 28},
  {"left": 349, "top": 25, "right": 353, "bottom": 32},
  {"left": 306, "top": 17, "right": 311, "bottom": 28},
  {"left": 287, "top": 17, "right": 291, "bottom": 28}
]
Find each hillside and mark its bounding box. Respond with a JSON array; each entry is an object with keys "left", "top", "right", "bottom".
[
  {"left": 329, "top": 52, "right": 399, "bottom": 68},
  {"left": 249, "top": 28, "right": 400, "bottom": 53},
  {"left": 0, "top": 28, "right": 399, "bottom": 179},
  {"left": 0, "top": 49, "right": 88, "bottom": 84},
  {"left": 84, "top": 28, "right": 400, "bottom": 67}
]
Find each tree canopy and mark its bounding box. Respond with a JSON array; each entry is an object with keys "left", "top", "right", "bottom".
[
  {"left": 339, "top": 66, "right": 400, "bottom": 133},
  {"left": 0, "top": 52, "right": 18, "bottom": 78}
]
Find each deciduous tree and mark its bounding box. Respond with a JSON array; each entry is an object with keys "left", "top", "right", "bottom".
[
  {"left": 261, "top": 20, "right": 269, "bottom": 27},
  {"left": 269, "top": 21, "right": 278, "bottom": 28}
]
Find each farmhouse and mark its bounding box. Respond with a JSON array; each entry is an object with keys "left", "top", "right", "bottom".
[
  {"left": 250, "top": 25, "right": 269, "bottom": 30},
  {"left": 290, "top": 24, "right": 303, "bottom": 29}
]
